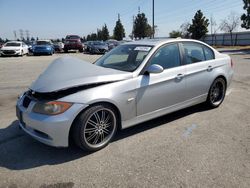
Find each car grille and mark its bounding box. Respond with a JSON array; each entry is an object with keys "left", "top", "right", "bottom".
[
  {"left": 23, "top": 96, "right": 32, "bottom": 108},
  {"left": 97, "top": 49, "right": 106, "bottom": 53},
  {"left": 3, "top": 50, "right": 15, "bottom": 54}
]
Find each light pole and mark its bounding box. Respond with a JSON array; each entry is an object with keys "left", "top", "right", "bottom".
[{"left": 152, "top": 0, "right": 155, "bottom": 38}]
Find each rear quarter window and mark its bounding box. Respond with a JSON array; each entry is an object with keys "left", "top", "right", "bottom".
[{"left": 203, "top": 46, "right": 215, "bottom": 60}]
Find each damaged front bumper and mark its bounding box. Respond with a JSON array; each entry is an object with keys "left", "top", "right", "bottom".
[{"left": 16, "top": 92, "right": 88, "bottom": 147}]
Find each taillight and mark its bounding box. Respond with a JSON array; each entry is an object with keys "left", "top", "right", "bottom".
[{"left": 231, "top": 58, "right": 233, "bottom": 68}]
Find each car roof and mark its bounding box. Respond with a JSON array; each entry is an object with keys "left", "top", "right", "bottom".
[
  {"left": 6, "top": 41, "right": 22, "bottom": 44},
  {"left": 125, "top": 38, "right": 209, "bottom": 47},
  {"left": 37, "top": 40, "right": 52, "bottom": 42}
]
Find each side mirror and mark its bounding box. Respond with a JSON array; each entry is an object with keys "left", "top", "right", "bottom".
[{"left": 146, "top": 64, "right": 164, "bottom": 74}]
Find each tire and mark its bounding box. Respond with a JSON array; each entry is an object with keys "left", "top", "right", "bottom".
[
  {"left": 79, "top": 48, "right": 83, "bottom": 53},
  {"left": 73, "top": 104, "right": 118, "bottom": 151},
  {"left": 64, "top": 49, "right": 68, "bottom": 53},
  {"left": 206, "top": 77, "right": 226, "bottom": 108},
  {"left": 20, "top": 50, "right": 23, "bottom": 57}
]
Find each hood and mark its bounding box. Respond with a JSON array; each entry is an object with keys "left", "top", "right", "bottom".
[
  {"left": 93, "top": 45, "right": 108, "bottom": 49},
  {"left": 30, "top": 56, "right": 132, "bottom": 93},
  {"left": 1, "top": 46, "right": 21, "bottom": 50}
]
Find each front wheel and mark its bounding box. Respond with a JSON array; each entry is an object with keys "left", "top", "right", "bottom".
[
  {"left": 73, "top": 104, "right": 118, "bottom": 151},
  {"left": 206, "top": 77, "right": 226, "bottom": 108}
]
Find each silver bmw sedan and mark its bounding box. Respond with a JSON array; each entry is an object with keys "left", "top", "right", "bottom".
[{"left": 16, "top": 39, "right": 233, "bottom": 151}]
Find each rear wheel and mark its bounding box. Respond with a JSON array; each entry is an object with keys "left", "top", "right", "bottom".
[
  {"left": 73, "top": 104, "right": 118, "bottom": 151},
  {"left": 206, "top": 77, "right": 226, "bottom": 108}
]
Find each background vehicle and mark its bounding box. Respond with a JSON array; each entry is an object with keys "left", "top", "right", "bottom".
[
  {"left": 87, "top": 41, "right": 109, "bottom": 54},
  {"left": 16, "top": 39, "right": 233, "bottom": 151},
  {"left": 33, "top": 40, "right": 54, "bottom": 55},
  {"left": 24, "top": 41, "right": 35, "bottom": 54},
  {"left": 0, "top": 41, "right": 28, "bottom": 56},
  {"left": 53, "top": 42, "right": 64, "bottom": 52},
  {"left": 106, "top": 39, "right": 120, "bottom": 50},
  {"left": 64, "top": 35, "right": 83, "bottom": 53}
]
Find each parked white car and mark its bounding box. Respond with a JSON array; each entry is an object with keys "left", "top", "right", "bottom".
[{"left": 0, "top": 41, "right": 29, "bottom": 56}]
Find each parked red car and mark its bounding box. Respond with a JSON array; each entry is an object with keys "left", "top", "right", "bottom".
[{"left": 64, "top": 35, "right": 83, "bottom": 53}]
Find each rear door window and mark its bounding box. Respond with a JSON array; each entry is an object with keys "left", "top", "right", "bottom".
[{"left": 182, "top": 42, "right": 206, "bottom": 64}]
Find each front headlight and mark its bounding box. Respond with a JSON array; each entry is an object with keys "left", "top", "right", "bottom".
[
  {"left": 33, "top": 101, "right": 72, "bottom": 115},
  {"left": 46, "top": 47, "right": 51, "bottom": 50},
  {"left": 15, "top": 49, "right": 21, "bottom": 51}
]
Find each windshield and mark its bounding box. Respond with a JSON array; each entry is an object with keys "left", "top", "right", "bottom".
[
  {"left": 66, "top": 35, "right": 80, "bottom": 39},
  {"left": 95, "top": 44, "right": 153, "bottom": 72},
  {"left": 36, "top": 41, "right": 51, "bottom": 45},
  {"left": 5, "top": 42, "right": 21, "bottom": 47}
]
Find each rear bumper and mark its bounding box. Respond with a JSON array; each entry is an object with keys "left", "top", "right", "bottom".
[
  {"left": 16, "top": 96, "right": 88, "bottom": 147},
  {"left": 64, "top": 45, "right": 83, "bottom": 50},
  {"left": 33, "top": 49, "right": 52, "bottom": 55}
]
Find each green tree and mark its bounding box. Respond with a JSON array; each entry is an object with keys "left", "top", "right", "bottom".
[
  {"left": 188, "top": 10, "right": 209, "bottom": 39},
  {"left": 133, "top": 13, "right": 153, "bottom": 39},
  {"left": 241, "top": 0, "right": 250, "bottom": 29},
  {"left": 113, "top": 18, "right": 125, "bottom": 41},
  {"left": 97, "top": 29, "right": 103, "bottom": 40},
  {"left": 101, "top": 24, "right": 109, "bottom": 41},
  {"left": 169, "top": 30, "right": 183, "bottom": 38}
]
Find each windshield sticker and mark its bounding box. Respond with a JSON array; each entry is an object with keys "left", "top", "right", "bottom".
[{"left": 134, "top": 46, "right": 152, "bottom": 51}]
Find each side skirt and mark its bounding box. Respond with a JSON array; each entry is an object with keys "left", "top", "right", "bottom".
[{"left": 121, "top": 94, "right": 207, "bottom": 129}]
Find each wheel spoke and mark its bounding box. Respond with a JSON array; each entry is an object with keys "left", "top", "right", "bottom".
[
  {"left": 104, "top": 122, "right": 111, "bottom": 129},
  {"left": 85, "top": 127, "right": 97, "bottom": 134},
  {"left": 100, "top": 132, "right": 105, "bottom": 142},
  {"left": 103, "top": 128, "right": 110, "bottom": 135},
  {"left": 94, "top": 112, "right": 101, "bottom": 124},
  {"left": 86, "top": 132, "right": 97, "bottom": 142},
  {"left": 104, "top": 114, "right": 111, "bottom": 124},
  {"left": 93, "top": 133, "right": 100, "bottom": 144},
  {"left": 88, "top": 119, "right": 97, "bottom": 128},
  {"left": 101, "top": 110, "right": 105, "bottom": 122}
]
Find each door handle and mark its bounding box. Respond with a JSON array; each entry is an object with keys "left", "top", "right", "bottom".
[
  {"left": 207, "top": 65, "right": 213, "bottom": 72},
  {"left": 176, "top": 74, "right": 184, "bottom": 81}
]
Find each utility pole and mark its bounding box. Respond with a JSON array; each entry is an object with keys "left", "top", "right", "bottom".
[
  {"left": 132, "top": 15, "right": 135, "bottom": 40},
  {"left": 13, "top": 30, "right": 17, "bottom": 40},
  {"left": 152, "top": 0, "right": 155, "bottom": 38},
  {"left": 19, "top": 29, "right": 24, "bottom": 41},
  {"left": 25, "top": 30, "right": 30, "bottom": 41},
  {"left": 118, "top": 13, "right": 120, "bottom": 20}
]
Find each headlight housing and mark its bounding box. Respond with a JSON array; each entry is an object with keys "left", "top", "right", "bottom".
[{"left": 33, "top": 101, "right": 72, "bottom": 115}]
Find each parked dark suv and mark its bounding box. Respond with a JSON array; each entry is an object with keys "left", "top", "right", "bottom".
[{"left": 64, "top": 35, "right": 83, "bottom": 53}]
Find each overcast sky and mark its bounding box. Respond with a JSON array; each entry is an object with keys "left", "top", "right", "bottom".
[{"left": 0, "top": 0, "right": 247, "bottom": 40}]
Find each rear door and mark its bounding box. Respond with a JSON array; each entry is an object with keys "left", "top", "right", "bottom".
[{"left": 181, "top": 42, "right": 215, "bottom": 100}]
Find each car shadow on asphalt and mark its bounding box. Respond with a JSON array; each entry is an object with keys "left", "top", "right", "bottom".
[{"left": 0, "top": 103, "right": 211, "bottom": 170}]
